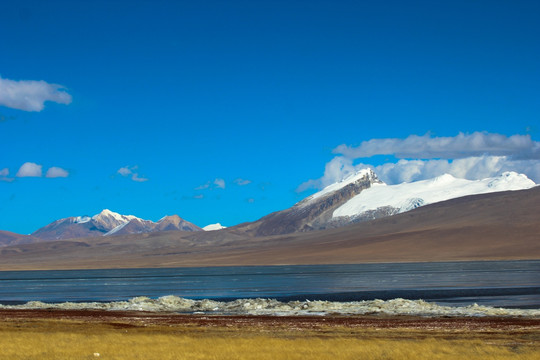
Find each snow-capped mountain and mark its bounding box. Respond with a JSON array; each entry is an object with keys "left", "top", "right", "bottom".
[
  {"left": 92, "top": 209, "right": 138, "bottom": 231},
  {"left": 234, "top": 169, "right": 382, "bottom": 236},
  {"left": 332, "top": 171, "right": 536, "bottom": 222},
  {"left": 234, "top": 169, "right": 536, "bottom": 236},
  {"left": 32, "top": 209, "right": 202, "bottom": 240}
]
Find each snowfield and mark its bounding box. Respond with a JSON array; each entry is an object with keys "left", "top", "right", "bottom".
[{"left": 333, "top": 171, "right": 536, "bottom": 219}]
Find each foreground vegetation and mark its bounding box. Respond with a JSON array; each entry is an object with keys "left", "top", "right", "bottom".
[{"left": 0, "top": 316, "right": 538, "bottom": 360}]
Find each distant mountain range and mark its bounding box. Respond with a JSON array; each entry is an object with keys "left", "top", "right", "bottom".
[
  {"left": 29, "top": 209, "right": 202, "bottom": 241},
  {"left": 2, "top": 185, "right": 539, "bottom": 270},
  {"left": 0, "top": 170, "right": 536, "bottom": 247}
]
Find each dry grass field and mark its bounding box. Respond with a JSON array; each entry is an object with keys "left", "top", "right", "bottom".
[{"left": 0, "top": 310, "right": 538, "bottom": 359}]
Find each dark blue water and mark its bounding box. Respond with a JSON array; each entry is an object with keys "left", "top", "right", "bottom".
[{"left": 0, "top": 260, "right": 538, "bottom": 308}]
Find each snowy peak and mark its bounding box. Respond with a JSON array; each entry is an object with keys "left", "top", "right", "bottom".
[
  {"left": 237, "top": 168, "right": 381, "bottom": 236},
  {"left": 303, "top": 168, "right": 381, "bottom": 204},
  {"left": 332, "top": 171, "right": 536, "bottom": 221},
  {"left": 32, "top": 210, "right": 202, "bottom": 241},
  {"left": 486, "top": 171, "right": 535, "bottom": 190},
  {"left": 91, "top": 209, "right": 138, "bottom": 231}
]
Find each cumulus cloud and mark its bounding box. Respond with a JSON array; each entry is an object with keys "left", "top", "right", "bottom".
[
  {"left": 45, "top": 166, "right": 69, "bottom": 178},
  {"left": 117, "top": 165, "right": 148, "bottom": 182},
  {"left": 16, "top": 162, "right": 42, "bottom": 177},
  {"left": 334, "top": 132, "right": 540, "bottom": 160},
  {"left": 299, "top": 155, "right": 540, "bottom": 190},
  {"left": 0, "top": 76, "right": 72, "bottom": 112},
  {"left": 117, "top": 167, "right": 132, "bottom": 176},
  {"left": 371, "top": 156, "right": 540, "bottom": 184},
  {"left": 297, "top": 157, "right": 357, "bottom": 192},
  {"left": 213, "top": 178, "right": 226, "bottom": 189},
  {"left": 131, "top": 173, "right": 148, "bottom": 182},
  {"left": 234, "top": 178, "right": 252, "bottom": 186}
]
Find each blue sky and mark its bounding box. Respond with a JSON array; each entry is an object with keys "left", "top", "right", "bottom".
[{"left": 1, "top": 0, "right": 539, "bottom": 234}]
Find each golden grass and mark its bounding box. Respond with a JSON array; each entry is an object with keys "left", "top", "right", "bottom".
[{"left": 0, "top": 319, "right": 538, "bottom": 360}]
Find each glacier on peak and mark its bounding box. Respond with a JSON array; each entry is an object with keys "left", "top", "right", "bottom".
[{"left": 332, "top": 171, "right": 536, "bottom": 220}]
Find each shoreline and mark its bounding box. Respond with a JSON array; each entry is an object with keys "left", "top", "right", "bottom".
[
  {"left": 2, "top": 308, "right": 540, "bottom": 330},
  {"left": 1, "top": 257, "right": 538, "bottom": 272}
]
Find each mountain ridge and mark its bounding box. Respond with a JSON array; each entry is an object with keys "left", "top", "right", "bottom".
[
  {"left": 0, "top": 186, "right": 538, "bottom": 270},
  {"left": 232, "top": 170, "right": 536, "bottom": 236},
  {"left": 1, "top": 170, "right": 536, "bottom": 244},
  {"left": 29, "top": 209, "right": 202, "bottom": 241}
]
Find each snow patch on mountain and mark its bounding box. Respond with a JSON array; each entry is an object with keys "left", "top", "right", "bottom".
[
  {"left": 92, "top": 209, "right": 138, "bottom": 229},
  {"left": 74, "top": 216, "right": 91, "bottom": 224},
  {"left": 203, "top": 223, "right": 226, "bottom": 231},
  {"left": 333, "top": 171, "right": 536, "bottom": 220},
  {"left": 104, "top": 221, "right": 130, "bottom": 236}
]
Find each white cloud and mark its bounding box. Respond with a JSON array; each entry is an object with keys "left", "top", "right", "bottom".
[
  {"left": 0, "top": 76, "right": 72, "bottom": 112},
  {"left": 117, "top": 165, "right": 148, "bottom": 182},
  {"left": 334, "top": 132, "right": 540, "bottom": 160},
  {"left": 300, "top": 155, "right": 540, "bottom": 190},
  {"left": 45, "top": 167, "right": 69, "bottom": 178},
  {"left": 373, "top": 156, "right": 540, "bottom": 184},
  {"left": 195, "top": 182, "right": 210, "bottom": 190},
  {"left": 214, "top": 178, "right": 226, "bottom": 189},
  {"left": 117, "top": 167, "right": 132, "bottom": 176},
  {"left": 297, "top": 156, "right": 357, "bottom": 192},
  {"left": 16, "top": 162, "right": 42, "bottom": 177},
  {"left": 234, "top": 178, "right": 252, "bottom": 186},
  {"left": 131, "top": 173, "right": 148, "bottom": 182},
  {"left": 0, "top": 168, "right": 13, "bottom": 182},
  {"left": 300, "top": 132, "right": 540, "bottom": 191}
]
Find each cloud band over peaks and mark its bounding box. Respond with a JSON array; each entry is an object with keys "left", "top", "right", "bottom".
[
  {"left": 299, "top": 132, "right": 540, "bottom": 191},
  {"left": 334, "top": 132, "right": 540, "bottom": 160}
]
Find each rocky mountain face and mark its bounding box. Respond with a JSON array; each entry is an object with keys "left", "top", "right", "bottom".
[
  {"left": 31, "top": 209, "right": 201, "bottom": 241},
  {"left": 234, "top": 169, "right": 382, "bottom": 236}
]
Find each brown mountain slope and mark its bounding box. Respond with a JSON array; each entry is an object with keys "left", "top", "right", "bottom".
[
  {"left": 0, "top": 187, "right": 538, "bottom": 270},
  {"left": 0, "top": 231, "right": 40, "bottom": 247}
]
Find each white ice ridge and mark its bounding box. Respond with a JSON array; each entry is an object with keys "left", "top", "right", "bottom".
[
  {"left": 333, "top": 171, "right": 536, "bottom": 219},
  {"left": 1, "top": 296, "right": 539, "bottom": 317}
]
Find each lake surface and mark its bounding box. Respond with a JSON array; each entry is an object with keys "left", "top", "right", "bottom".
[{"left": 0, "top": 260, "right": 538, "bottom": 309}]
